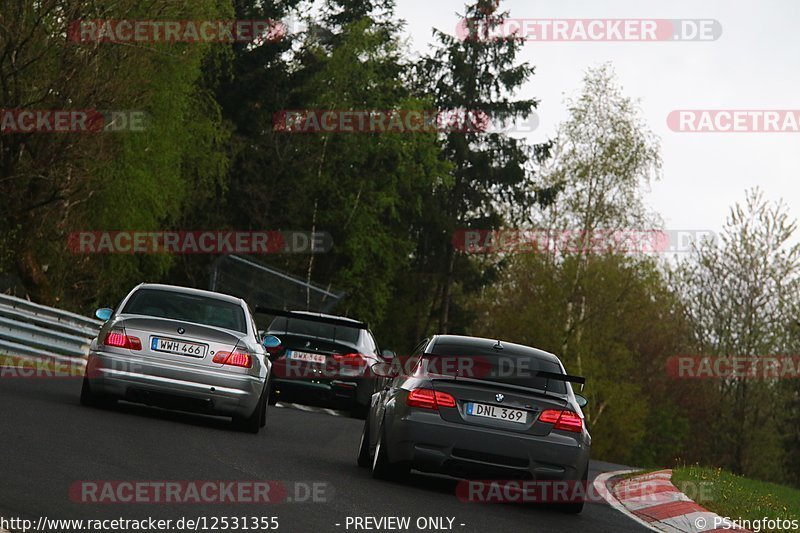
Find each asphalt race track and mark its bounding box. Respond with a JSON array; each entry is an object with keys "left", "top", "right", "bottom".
[{"left": 0, "top": 378, "right": 648, "bottom": 533}]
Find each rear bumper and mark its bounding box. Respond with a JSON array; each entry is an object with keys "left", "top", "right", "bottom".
[
  {"left": 384, "top": 410, "right": 590, "bottom": 481},
  {"left": 86, "top": 350, "right": 265, "bottom": 418},
  {"left": 271, "top": 377, "right": 371, "bottom": 407}
]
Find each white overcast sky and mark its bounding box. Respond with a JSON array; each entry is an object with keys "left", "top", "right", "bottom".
[{"left": 391, "top": 0, "right": 800, "bottom": 234}]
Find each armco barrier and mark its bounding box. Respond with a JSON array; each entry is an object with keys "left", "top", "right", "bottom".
[{"left": 0, "top": 293, "right": 101, "bottom": 361}]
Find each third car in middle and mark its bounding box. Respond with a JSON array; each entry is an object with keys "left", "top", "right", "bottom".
[{"left": 262, "top": 309, "right": 393, "bottom": 417}]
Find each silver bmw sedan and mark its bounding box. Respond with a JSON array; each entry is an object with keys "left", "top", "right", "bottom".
[{"left": 81, "top": 283, "right": 275, "bottom": 433}]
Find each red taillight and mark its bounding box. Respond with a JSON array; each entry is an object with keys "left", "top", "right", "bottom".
[
  {"left": 407, "top": 389, "right": 436, "bottom": 409},
  {"left": 103, "top": 329, "right": 141, "bottom": 350},
  {"left": 539, "top": 409, "right": 583, "bottom": 433},
  {"left": 333, "top": 352, "right": 365, "bottom": 362},
  {"left": 332, "top": 352, "right": 367, "bottom": 368},
  {"left": 213, "top": 350, "right": 253, "bottom": 368},
  {"left": 538, "top": 409, "right": 561, "bottom": 424},
  {"left": 406, "top": 388, "right": 456, "bottom": 410},
  {"left": 555, "top": 411, "right": 583, "bottom": 432},
  {"left": 435, "top": 391, "right": 456, "bottom": 408}
]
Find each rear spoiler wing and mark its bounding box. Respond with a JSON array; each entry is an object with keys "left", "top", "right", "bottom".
[
  {"left": 537, "top": 370, "right": 586, "bottom": 392},
  {"left": 255, "top": 307, "right": 369, "bottom": 330},
  {"left": 425, "top": 365, "right": 586, "bottom": 394}
]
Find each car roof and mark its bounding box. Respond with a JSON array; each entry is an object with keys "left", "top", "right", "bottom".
[
  {"left": 428, "top": 334, "right": 562, "bottom": 364},
  {"left": 134, "top": 283, "right": 245, "bottom": 306}
]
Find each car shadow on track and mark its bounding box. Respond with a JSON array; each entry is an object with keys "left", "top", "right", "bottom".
[
  {"left": 83, "top": 399, "right": 239, "bottom": 432},
  {"left": 366, "top": 471, "right": 591, "bottom": 517}
]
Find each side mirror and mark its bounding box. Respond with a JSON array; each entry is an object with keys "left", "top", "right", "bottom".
[
  {"left": 380, "top": 349, "right": 396, "bottom": 360},
  {"left": 370, "top": 361, "right": 397, "bottom": 378},
  {"left": 95, "top": 308, "right": 113, "bottom": 321},
  {"left": 575, "top": 393, "right": 588, "bottom": 408},
  {"left": 261, "top": 335, "right": 282, "bottom": 350}
]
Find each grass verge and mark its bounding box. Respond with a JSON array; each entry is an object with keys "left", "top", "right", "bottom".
[{"left": 672, "top": 465, "right": 800, "bottom": 532}]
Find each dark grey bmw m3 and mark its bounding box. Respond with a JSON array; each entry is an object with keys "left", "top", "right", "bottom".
[{"left": 358, "top": 335, "right": 590, "bottom": 513}]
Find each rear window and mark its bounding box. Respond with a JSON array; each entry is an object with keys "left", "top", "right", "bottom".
[
  {"left": 268, "top": 316, "right": 361, "bottom": 344},
  {"left": 420, "top": 353, "right": 567, "bottom": 393},
  {"left": 122, "top": 288, "right": 246, "bottom": 333}
]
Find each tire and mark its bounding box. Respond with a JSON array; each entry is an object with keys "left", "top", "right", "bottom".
[
  {"left": 371, "top": 421, "right": 407, "bottom": 480},
  {"left": 558, "top": 466, "right": 588, "bottom": 514},
  {"left": 80, "top": 376, "right": 115, "bottom": 408},
  {"left": 357, "top": 417, "right": 371, "bottom": 468},
  {"left": 233, "top": 386, "right": 266, "bottom": 434},
  {"left": 259, "top": 383, "right": 270, "bottom": 428}
]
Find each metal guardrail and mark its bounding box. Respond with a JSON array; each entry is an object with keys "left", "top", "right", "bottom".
[{"left": 0, "top": 293, "right": 102, "bottom": 361}]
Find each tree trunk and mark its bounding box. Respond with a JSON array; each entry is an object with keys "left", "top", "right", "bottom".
[{"left": 438, "top": 246, "right": 456, "bottom": 333}]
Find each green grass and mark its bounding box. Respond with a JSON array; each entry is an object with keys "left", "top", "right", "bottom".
[{"left": 672, "top": 466, "right": 800, "bottom": 532}]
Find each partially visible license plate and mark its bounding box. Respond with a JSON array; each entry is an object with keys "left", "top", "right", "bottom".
[
  {"left": 466, "top": 402, "right": 527, "bottom": 424},
  {"left": 290, "top": 351, "right": 326, "bottom": 364},
  {"left": 151, "top": 337, "right": 207, "bottom": 358}
]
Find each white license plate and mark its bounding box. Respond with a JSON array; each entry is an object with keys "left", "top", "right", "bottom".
[
  {"left": 151, "top": 337, "right": 207, "bottom": 358},
  {"left": 466, "top": 402, "right": 527, "bottom": 424},
  {"left": 290, "top": 351, "right": 327, "bottom": 364}
]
